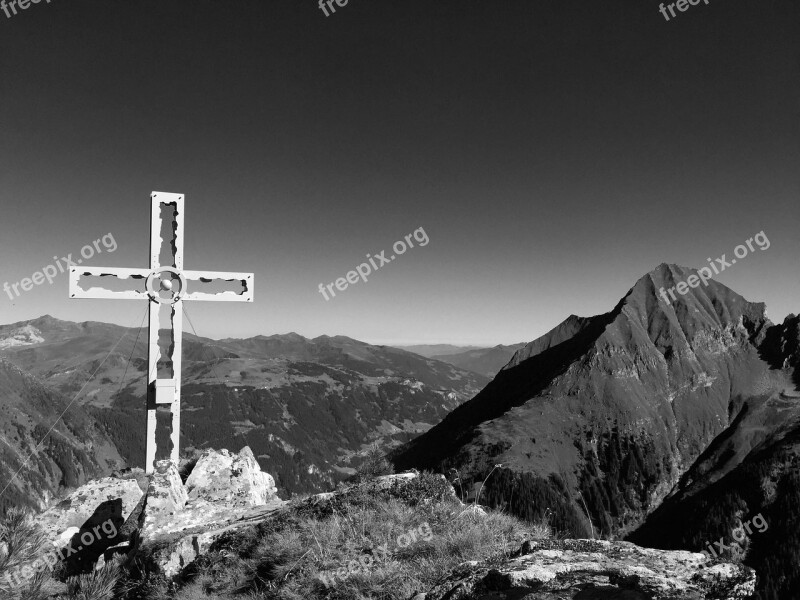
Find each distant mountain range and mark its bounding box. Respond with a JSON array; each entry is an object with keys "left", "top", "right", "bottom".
[
  {"left": 397, "top": 344, "right": 484, "bottom": 358},
  {"left": 396, "top": 344, "right": 527, "bottom": 378},
  {"left": 393, "top": 263, "right": 800, "bottom": 600},
  {"left": 429, "top": 344, "right": 527, "bottom": 378},
  {"left": 0, "top": 316, "right": 488, "bottom": 501}
]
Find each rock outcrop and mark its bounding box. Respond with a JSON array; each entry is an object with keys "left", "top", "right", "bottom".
[
  {"left": 138, "top": 447, "right": 280, "bottom": 540},
  {"left": 185, "top": 446, "right": 277, "bottom": 508},
  {"left": 133, "top": 447, "right": 282, "bottom": 577},
  {"left": 139, "top": 461, "right": 189, "bottom": 538},
  {"left": 15, "top": 447, "right": 281, "bottom": 580},
  {"left": 6, "top": 449, "right": 759, "bottom": 599},
  {"left": 427, "top": 539, "right": 756, "bottom": 600}
]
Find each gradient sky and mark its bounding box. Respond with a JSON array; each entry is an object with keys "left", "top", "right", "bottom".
[{"left": 0, "top": 0, "right": 798, "bottom": 345}]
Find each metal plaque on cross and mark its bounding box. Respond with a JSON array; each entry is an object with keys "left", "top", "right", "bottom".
[{"left": 69, "top": 192, "right": 254, "bottom": 473}]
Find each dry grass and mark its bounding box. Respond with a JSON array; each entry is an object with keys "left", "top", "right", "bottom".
[{"left": 138, "top": 472, "right": 552, "bottom": 600}]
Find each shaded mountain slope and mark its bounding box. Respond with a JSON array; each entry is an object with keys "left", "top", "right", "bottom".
[
  {"left": 627, "top": 312, "right": 800, "bottom": 600},
  {"left": 0, "top": 358, "right": 124, "bottom": 515}
]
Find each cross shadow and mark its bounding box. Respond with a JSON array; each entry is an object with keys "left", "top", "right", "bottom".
[{"left": 61, "top": 498, "right": 126, "bottom": 576}]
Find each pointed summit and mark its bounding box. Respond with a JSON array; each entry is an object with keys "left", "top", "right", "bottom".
[{"left": 617, "top": 263, "right": 768, "bottom": 339}]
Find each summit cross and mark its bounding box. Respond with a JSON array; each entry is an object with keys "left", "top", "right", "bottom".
[{"left": 69, "top": 191, "right": 254, "bottom": 473}]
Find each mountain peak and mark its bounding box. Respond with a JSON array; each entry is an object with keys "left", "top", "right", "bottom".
[{"left": 620, "top": 263, "right": 767, "bottom": 329}]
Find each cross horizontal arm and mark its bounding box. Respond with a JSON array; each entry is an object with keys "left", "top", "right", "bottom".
[
  {"left": 182, "top": 271, "right": 254, "bottom": 302},
  {"left": 69, "top": 267, "right": 151, "bottom": 300}
]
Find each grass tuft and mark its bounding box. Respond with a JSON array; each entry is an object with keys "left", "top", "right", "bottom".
[{"left": 65, "top": 559, "right": 123, "bottom": 600}]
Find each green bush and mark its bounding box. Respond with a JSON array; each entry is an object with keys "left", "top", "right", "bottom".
[{"left": 352, "top": 444, "right": 394, "bottom": 484}]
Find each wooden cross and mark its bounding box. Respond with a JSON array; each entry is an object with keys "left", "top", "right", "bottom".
[{"left": 69, "top": 192, "right": 254, "bottom": 473}]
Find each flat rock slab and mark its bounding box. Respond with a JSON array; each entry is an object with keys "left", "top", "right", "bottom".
[{"left": 428, "top": 539, "right": 756, "bottom": 600}]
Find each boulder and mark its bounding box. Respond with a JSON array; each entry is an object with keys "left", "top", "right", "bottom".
[{"left": 185, "top": 446, "right": 277, "bottom": 508}]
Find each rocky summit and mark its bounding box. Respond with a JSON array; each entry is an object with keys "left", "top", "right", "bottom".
[{"left": 2, "top": 447, "right": 756, "bottom": 600}]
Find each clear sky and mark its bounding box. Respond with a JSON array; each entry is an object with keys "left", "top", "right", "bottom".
[{"left": 0, "top": 0, "right": 798, "bottom": 345}]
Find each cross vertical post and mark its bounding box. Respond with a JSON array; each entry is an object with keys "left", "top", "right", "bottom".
[
  {"left": 146, "top": 192, "right": 184, "bottom": 472},
  {"left": 69, "top": 191, "right": 254, "bottom": 473}
]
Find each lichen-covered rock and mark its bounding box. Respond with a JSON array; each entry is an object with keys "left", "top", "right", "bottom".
[
  {"left": 131, "top": 448, "right": 282, "bottom": 576},
  {"left": 37, "top": 476, "right": 143, "bottom": 549},
  {"left": 26, "top": 477, "right": 143, "bottom": 577},
  {"left": 427, "top": 539, "right": 756, "bottom": 600},
  {"left": 185, "top": 446, "right": 277, "bottom": 508},
  {"left": 189, "top": 447, "right": 276, "bottom": 506},
  {"left": 139, "top": 460, "right": 188, "bottom": 538}
]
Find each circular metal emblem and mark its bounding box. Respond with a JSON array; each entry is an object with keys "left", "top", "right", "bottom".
[{"left": 145, "top": 267, "right": 187, "bottom": 304}]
